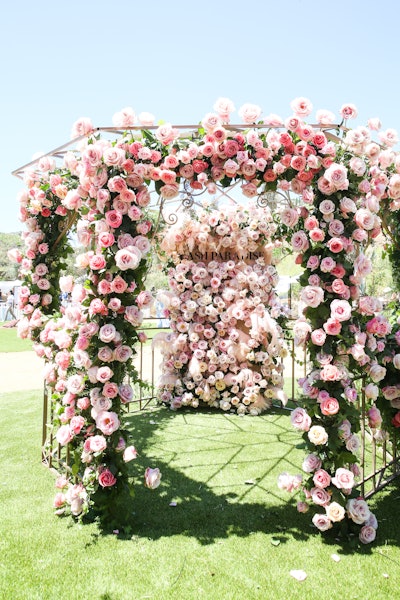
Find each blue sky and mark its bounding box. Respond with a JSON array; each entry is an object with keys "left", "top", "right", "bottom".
[{"left": 1, "top": 0, "right": 400, "bottom": 232}]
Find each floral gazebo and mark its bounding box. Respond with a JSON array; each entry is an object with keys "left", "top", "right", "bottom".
[{"left": 10, "top": 96, "right": 400, "bottom": 544}]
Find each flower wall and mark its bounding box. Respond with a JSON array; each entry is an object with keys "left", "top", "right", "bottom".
[
  {"left": 155, "top": 203, "right": 288, "bottom": 415},
  {"left": 9, "top": 96, "right": 400, "bottom": 541}
]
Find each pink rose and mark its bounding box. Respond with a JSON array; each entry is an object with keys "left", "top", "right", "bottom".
[
  {"left": 88, "top": 435, "right": 107, "bottom": 454},
  {"left": 290, "top": 407, "right": 311, "bottom": 431},
  {"left": 320, "top": 365, "right": 342, "bottom": 382},
  {"left": 291, "top": 231, "right": 309, "bottom": 252},
  {"left": 311, "top": 328, "right": 326, "bottom": 346},
  {"left": 355, "top": 208, "right": 375, "bottom": 231},
  {"left": 77, "top": 396, "right": 90, "bottom": 410},
  {"left": 111, "top": 275, "right": 128, "bottom": 294},
  {"left": 311, "top": 487, "right": 331, "bottom": 506},
  {"left": 302, "top": 453, "right": 322, "bottom": 473},
  {"left": 119, "top": 384, "right": 134, "bottom": 403},
  {"left": 99, "top": 324, "right": 116, "bottom": 343},
  {"left": 340, "top": 103, "right": 358, "bottom": 120},
  {"left": 309, "top": 228, "right": 325, "bottom": 242},
  {"left": 123, "top": 445, "right": 138, "bottom": 462},
  {"left": 71, "top": 117, "right": 94, "bottom": 139},
  {"left": 56, "top": 424, "right": 73, "bottom": 446},
  {"left": 96, "top": 366, "right": 114, "bottom": 383},
  {"left": 155, "top": 123, "right": 178, "bottom": 145},
  {"left": 359, "top": 525, "right": 376, "bottom": 544},
  {"left": 300, "top": 285, "right": 324, "bottom": 308},
  {"left": 367, "top": 406, "right": 382, "bottom": 428},
  {"left": 330, "top": 299, "right": 352, "bottom": 322},
  {"left": 346, "top": 498, "right": 370, "bottom": 524},
  {"left": 238, "top": 103, "right": 262, "bottom": 124},
  {"left": 124, "top": 305, "right": 143, "bottom": 326},
  {"left": 115, "top": 246, "right": 142, "bottom": 270},
  {"left": 98, "top": 346, "right": 114, "bottom": 362},
  {"left": 369, "top": 363, "right": 386, "bottom": 383},
  {"left": 277, "top": 472, "right": 302, "bottom": 492},
  {"left": 102, "top": 382, "right": 119, "bottom": 398},
  {"left": 98, "top": 468, "right": 117, "bottom": 488},
  {"left": 312, "top": 513, "right": 332, "bottom": 532},
  {"left": 144, "top": 467, "right": 162, "bottom": 489},
  {"left": 113, "top": 345, "right": 133, "bottom": 362},
  {"left": 67, "top": 374, "right": 85, "bottom": 394},
  {"left": 331, "top": 279, "right": 349, "bottom": 297},
  {"left": 95, "top": 411, "right": 120, "bottom": 435},
  {"left": 320, "top": 257, "right": 336, "bottom": 273},
  {"left": 105, "top": 210, "right": 123, "bottom": 229},
  {"left": 313, "top": 469, "right": 331, "bottom": 489},
  {"left": 70, "top": 415, "right": 85, "bottom": 435},
  {"left": 320, "top": 396, "right": 340, "bottom": 415},
  {"left": 290, "top": 96, "right": 313, "bottom": 117},
  {"left": 326, "top": 237, "right": 344, "bottom": 253},
  {"left": 53, "top": 492, "right": 66, "bottom": 509}
]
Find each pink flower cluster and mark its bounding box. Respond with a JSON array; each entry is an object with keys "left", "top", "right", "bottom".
[{"left": 156, "top": 204, "right": 288, "bottom": 415}]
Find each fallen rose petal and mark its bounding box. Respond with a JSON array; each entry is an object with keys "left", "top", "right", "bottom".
[
  {"left": 331, "top": 554, "right": 341, "bottom": 562},
  {"left": 290, "top": 570, "right": 307, "bottom": 581},
  {"left": 383, "top": 573, "right": 389, "bottom": 578},
  {"left": 271, "top": 538, "right": 281, "bottom": 546}
]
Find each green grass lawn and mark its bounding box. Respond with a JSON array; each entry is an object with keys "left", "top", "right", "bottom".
[
  {"left": 2, "top": 386, "right": 400, "bottom": 600},
  {"left": 0, "top": 322, "right": 33, "bottom": 352}
]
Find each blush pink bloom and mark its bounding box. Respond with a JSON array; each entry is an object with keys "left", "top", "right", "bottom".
[
  {"left": 291, "top": 231, "right": 309, "bottom": 253},
  {"left": 115, "top": 246, "right": 142, "bottom": 270},
  {"left": 119, "top": 384, "right": 134, "bottom": 403},
  {"left": 313, "top": 469, "right": 331, "bottom": 489},
  {"left": 89, "top": 435, "right": 107, "bottom": 453},
  {"left": 311, "top": 328, "right": 326, "bottom": 346},
  {"left": 340, "top": 103, "right": 358, "bottom": 120},
  {"left": 98, "top": 468, "right": 117, "bottom": 488},
  {"left": 238, "top": 103, "right": 262, "bottom": 124},
  {"left": 326, "top": 237, "right": 344, "bottom": 253},
  {"left": 277, "top": 472, "right": 303, "bottom": 492},
  {"left": 56, "top": 424, "right": 73, "bottom": 446},
  {"left": 95, "top": 411, "right": 120, "bottom": 435},
  {"left": 99, "top": 324, "right": 116, "bottom": 343},
  {"left": 302, "top": 453, "right": 322, "bottom": 473},
  {"left": 144, "top": 467, "right": 162, "bottom": 489},
  {"left": 346, "top": 498, "right": 370, "bottom": 524},
  {"left": 290, "top": 96, "right": 313, "bottom": 117},
  {"left": 320, "top": 396, "right": 340, "bottom": 415},
  {"left": 359, "top": 525, "right": 376, "bottom": 544},
  {"left": 330, "top": 299, "right": 352, "bottom": 322},
  {"left": 96, "top": 366, "right": 114, "bottom": 383},
  {"left": 312, "top": 513, "right": 332, "bottom": 532},
  {"left": 319, "top": 364, "right": 342, "bottom": 382},
  {"left": 290, "top": 407, "right": 311, "bottom": 431},
  {"left": 123, "top": 445, "right": 138, "bottom": 462},
  {"left": 367, "top": 406, "right": 382, "bottom": 428},
  {"left": 300, "top": 285, "right": 324, "bottom": 308}
]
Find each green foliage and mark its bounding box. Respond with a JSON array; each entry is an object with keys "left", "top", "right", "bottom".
[{"left": 0, "top": 231, "right": 23, "bottom": 280}]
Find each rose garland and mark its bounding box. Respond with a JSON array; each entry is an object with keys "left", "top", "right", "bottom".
[{"left": 10, "top": 139, "right": 161, "bottom": 525}]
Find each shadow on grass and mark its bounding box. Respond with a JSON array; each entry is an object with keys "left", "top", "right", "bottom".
[{"left": 86, "top": 405, "right": 400, "bottom": 553}]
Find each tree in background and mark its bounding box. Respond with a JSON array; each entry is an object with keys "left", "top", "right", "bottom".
[{"left": 0, "top": 232, "right": 23, "bottom": 280}]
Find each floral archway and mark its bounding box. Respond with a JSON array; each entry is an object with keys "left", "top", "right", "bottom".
[{"left": 10, "top": 96, "right": 400, "bottom": 543}]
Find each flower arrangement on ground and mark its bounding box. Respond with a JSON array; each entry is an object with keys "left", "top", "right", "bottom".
[{"left": 154, "top": 202, "right": 289, "bottom": 414}]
